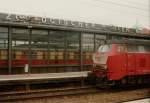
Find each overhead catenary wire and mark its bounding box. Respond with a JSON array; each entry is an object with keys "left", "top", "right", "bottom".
[
  {"left": 78, "top": 0, "right": 149, "bottom": 19},
  {"left": 92, "top": 0, "right": 149, "bottom": 12},
  {"left": 112, "top": 0, "right": 149, "bottom": 7},
  {"left": 111, "top": 0, "right": 149, "bottom": 7}
]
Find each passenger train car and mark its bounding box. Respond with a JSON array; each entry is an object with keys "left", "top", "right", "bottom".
[{"left": 90, "top": 40, "right": 150, "bottom": 86}]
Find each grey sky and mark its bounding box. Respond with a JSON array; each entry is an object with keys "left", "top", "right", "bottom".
[{"left": 0, "top": 0, "right": 149, "bottom": 28}]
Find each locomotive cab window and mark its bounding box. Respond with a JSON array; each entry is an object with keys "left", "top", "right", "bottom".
[{"left": 98, "top": 44, "right": 111, "bottom": 52}]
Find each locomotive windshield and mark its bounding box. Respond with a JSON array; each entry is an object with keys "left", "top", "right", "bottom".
[{"left": 98, "top": 44, "right": 111, "bottom": 52}]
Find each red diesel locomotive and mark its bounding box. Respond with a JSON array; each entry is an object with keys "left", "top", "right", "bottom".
[{"left": 89, "top": 40, "right": 150, "bottom": 86}]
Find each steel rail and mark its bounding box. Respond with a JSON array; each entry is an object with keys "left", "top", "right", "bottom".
[{"left": 0, "top": 86, "right": 98, "bottom": 101}]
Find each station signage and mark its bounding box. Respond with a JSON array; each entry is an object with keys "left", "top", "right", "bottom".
[
  {"left": 4, "top": 13, "right": 98, "bottom": 28},
  {"left": 0, "top": 13, "right": 136, "bottom": 33}
]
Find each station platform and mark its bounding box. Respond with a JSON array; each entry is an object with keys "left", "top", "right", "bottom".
[{"left": 0, "top": 71, "right": 90, "bottom": 84}]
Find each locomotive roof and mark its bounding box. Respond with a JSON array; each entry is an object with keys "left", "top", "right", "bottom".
[{"left": 106, "top": 40, "right": 150, "bottom": 46}]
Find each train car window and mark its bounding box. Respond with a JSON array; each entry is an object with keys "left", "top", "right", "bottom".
[
  {"left": 0, "top": 50, "right": 7, "bottom": 60},
  {"left": 15, "top": 51, "right": 22, "bottom": 60},
  {"left": 68, "top": 52, "right": 74, "bottom": 60},
  {"left": 49, "top": 52, "right": 56, "bottom": 60},
  {"left": 98, "top": 45, "right": 111, "bottom": 52},
  {"left": 12, "top": 51, "right": 22, "bottom": 60},
  {"left": 85, "top": 52, "right": 92, "bottom": 60},
  {"left": 57, "top": 52, "right": 64, "bottom": 60},
  {"left": 37, "top": 51, "right": 44, "bottom": 60}
]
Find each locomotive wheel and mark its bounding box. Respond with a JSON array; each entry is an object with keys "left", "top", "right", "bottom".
[
  {"left": 121, "top": 78, "right": 127, "bottom": 85},
  {"left": 137, "top": 77, "right": 142, "bottom": 84}
]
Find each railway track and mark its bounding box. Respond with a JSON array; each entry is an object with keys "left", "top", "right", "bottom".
[
  {"left": 0, "top": 86, "right": 98, "bottom": 102},
  {"left": 0, "top": 84, "right": 149, "bottom": 102}
]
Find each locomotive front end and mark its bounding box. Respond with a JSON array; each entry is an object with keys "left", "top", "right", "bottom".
[
  {"left": 91, "top": 44, "right": 112, "bottom": 78},
  {"left": 93, "top": 45, "right": 111, "bottom": 70}
]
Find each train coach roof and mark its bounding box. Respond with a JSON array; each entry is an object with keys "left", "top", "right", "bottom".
[{"left": 106, "top": 40, "right": 150, "bottom": 46}]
